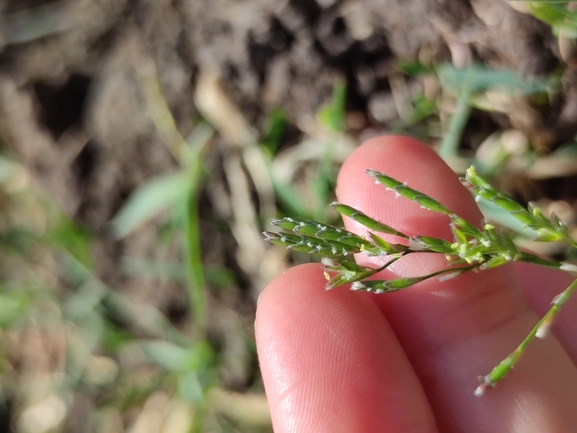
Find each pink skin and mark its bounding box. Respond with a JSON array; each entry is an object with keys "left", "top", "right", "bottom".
[{"left": 256, "top": 136, "right": 577, "bottom": 433}]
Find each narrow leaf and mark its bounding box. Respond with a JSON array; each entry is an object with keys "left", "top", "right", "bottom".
[{"left": 110, "top": 172, "right": 193, "bottom": 239}]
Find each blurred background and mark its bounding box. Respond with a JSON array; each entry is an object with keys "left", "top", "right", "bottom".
[{"left": 1, "top": 0, "right": 577, "bottom": 432}]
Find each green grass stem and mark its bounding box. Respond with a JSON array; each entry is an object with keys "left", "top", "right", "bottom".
[
  {"left": 476, "top": 277, "right": 577, "bottom": 395},
  {"left": 439, "top": 66, "right": 474, "bottom": 161}
]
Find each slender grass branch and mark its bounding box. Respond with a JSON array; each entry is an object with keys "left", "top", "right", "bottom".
[
  {"left": 475, "top": 277, "right": 577, "bottom": 396},
  {"left": 183, "top": 185, "right": 206, "bottom": 336},
  {"left": 439, "top": 65, "right": 475, "bottom": 161}
]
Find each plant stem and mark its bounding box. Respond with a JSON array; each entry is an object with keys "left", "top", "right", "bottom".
[
  {"left": 535, "top": 276, "right": 577, "bottom": 338},
  {"left": 183, "top": 185, "right": 206, "bottom": 337},
  {"left": 476, "top": 277, "right": 577, "bottom": 396},
  {"left": 439, "top": 65, "right": 474, "bottom": 161}
]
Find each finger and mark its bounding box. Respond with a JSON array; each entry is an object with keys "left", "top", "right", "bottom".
[
  {"left": 255, "top": 263, "right": 437, "bottom": 433},
  {"left": 513, "top": 262, "right": 577, "bottom": 365},
  {"left": 336, "top": 135, "right": 577, "bottom": 433}
]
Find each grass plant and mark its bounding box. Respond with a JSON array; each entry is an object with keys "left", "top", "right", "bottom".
[
  {"left": 265, "top": 165, "right": 577, "bottom": 395},
  {"left": 523, "top": 1, "right": 577, "bottom": 36}
]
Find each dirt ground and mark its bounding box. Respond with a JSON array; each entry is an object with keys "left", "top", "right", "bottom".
[
  {"left": 0, "top": 0, "right": 567, "bottom": 294},
  {"left": 1, "top": 0, "right": 577, "bottom": 431}
]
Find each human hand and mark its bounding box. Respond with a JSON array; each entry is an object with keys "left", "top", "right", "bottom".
[{"left": 256, "top": 136, "right": 577, "bottom": 433}]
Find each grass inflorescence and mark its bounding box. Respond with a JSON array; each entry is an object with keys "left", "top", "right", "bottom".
[{"left": 264, "top": 165, "right": 577, "bottom": 395}]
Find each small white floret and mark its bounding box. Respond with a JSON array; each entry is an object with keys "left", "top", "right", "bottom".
[
  {"left": 351, "top": 281, "right": 365, "bottom": 291},
  {"left": 560, "top": 262, "right": 577, "bottom": 273},
  {"left": 439, "top": 271, "right": 461, "bottom": 282},
  {"left": 474, "top": 384, "right": 486, "bottom": 397},
  {"left": 409, "top": 238, "right": 427, "bottom": 251},
  {"left": 321, "top": 257, "right": 338, "bottom": 267},
  {"left": 536, "top": 323, "right": 550, "bottom": 339}
]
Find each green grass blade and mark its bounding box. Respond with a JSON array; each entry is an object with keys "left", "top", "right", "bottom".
[{"left": 110, "top": 172, "right": 194, "bottom": 239}]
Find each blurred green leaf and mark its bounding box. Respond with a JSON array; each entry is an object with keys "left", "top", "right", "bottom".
[
  {"left": 0, "top": 155, "right": 21, "bottom": 184},
  {"left": 121, "top": 257, "right": 186, "bottom": 281},
  {"left": 409, "top": 94, "right": 437, "bottom": 123},
  {"left": 312, "top": 82, "right": 346, "bottom": 219},
  {"left": 437, "top": 62, "right": 551, "bottom": 161},
  {"left": 110, "top": 172, "right": 194, "bottom": 239},
  {"left": 49, "top": 217, "right": 94, "bottom": 270},
  {"left": 270, "top": 178, "right": 309, "bottom": 218},
  {"left": 477, "top": 199, "right": 539, "bottom": 238},
  {"left": 203, "top": 266, "right": 236, "bottom": 289},
  {"left": 525, "top": 2, "right": 577, "bottom": 35},
  {"left": 396, "top": 60, "right": 433, "bottom": 77},
  {"left": 318, "top": 82, "right": 347, "bottom": 132},
  {"left": 0, "top": 228, "right": 35, "bottom": 254},
  {"left": 64, "top": 279, "right": 106, "bottom": 320},
  {"left": 141, "top": 340, "right": 191, "bottom": 372},
  {"left": 4, "top": 3, "right": 74, "bottom": 45},
  {"left": 141, "top": 340, "right": 214, "bottom": 378},
  {"left": 0, "top": 290, "right": 29, "bottom": 327},
  {"left": 262, "top": 108, "right": 286, "bottom": 156},
  {"left": 120, "top": 258, "right": 235, "bottom": 288},
  {"left": 100, "top": 322, "right": 135, "bottom": 353},
  {"left": 437, "top": 63, "right": 551, "bottom": 95},
  {"left": 439, "top": 65, "right": 474, "bottom": 161},
  {"left": 179, "top": 371, "right": 205, "bottom": 405},
  {"left": 553, "top": 140, "right": 577, "bottom": 157}
]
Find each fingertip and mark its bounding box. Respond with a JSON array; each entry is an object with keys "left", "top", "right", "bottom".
[
  {"left": 255, "top": 263, "right": 435, "bottom": 433},
  {"left": 255, "top": 263, "right": 326, "bottom": 342},
  {"left": 337, "top": 135, "right": 482, "bottom": 239},
  {"left": 337, "top": 135, "right": 432, "bottom": 201}
]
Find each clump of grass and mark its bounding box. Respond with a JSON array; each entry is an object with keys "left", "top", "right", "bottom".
[{"left": 264, "top": 165, "right": 577, "bottom": 396}]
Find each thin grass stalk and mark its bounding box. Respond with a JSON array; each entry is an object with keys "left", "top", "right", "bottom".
[
  {"left": 313, "top": 82, "right": 347, "bottom": 221},
  {"left": 476, "top": 277, "right": 577, "bottom": 396},
  {"left": 439, "top": 65, "right": 474, "bottom": 161},
  {"left": 183, "top": 182, "right": 206, "bottom": 337}
]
